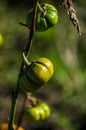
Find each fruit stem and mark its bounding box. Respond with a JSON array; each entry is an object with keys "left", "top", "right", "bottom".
[
  {"left": 8, "top": 0, "right": 38, "bottom": 130},
  {"left": 37, "top": 2, "right": 43, "bottom": 13},
  {"left": 22, "top": 52, "right": 31, "bottom": 66}
]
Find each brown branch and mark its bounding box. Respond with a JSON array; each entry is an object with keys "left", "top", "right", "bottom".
[{"left": 60, "top": 0, "right": 81, "bottom": 35}]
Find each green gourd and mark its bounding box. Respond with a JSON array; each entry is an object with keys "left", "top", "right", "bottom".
[
  {"left": 24, "top": 102, "right": 51, "bottom": 122},
  {"left": 19, "top": 56, "right": 54, "bottom": 92},
  {"left": 26, "top": 3, "right": 58, "bottom": 31}
]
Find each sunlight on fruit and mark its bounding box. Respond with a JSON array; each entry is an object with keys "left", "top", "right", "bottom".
[{"left": 0, "top": 34, "right": 4, "bottom": 46}]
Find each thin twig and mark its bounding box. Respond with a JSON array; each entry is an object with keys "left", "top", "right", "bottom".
[{"left": 19, "top": 22, "right": 27, "bottom": 28}]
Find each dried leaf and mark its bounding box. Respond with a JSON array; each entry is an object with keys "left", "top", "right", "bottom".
[{"left": 60, "top": 0, "right": 81, "bottom": 35}]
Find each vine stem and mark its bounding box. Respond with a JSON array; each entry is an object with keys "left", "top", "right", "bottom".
[
  {"left": 24, "top": 0, "right": 39, "bottom": 58},
  {"left": 8, "top": 0, "right": 38, "bottom": 130},
  {"left": 18, "top": 2, "right": 43, "bottom": 30}
]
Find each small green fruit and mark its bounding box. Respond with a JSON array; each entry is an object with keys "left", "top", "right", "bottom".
[
  {"left": 40, "top": 103, "right": 51, "bottom": 118},
  {"left": 36, "top": 106, "right": 45, "bottom": 120},
  {"left": 26, "top": 3, "right": 58, "bottom": 31},
  {"left": 44, "top": 4, "right": 58, "bottom": 28},
  {"left": 0, "top": 34, "right": 4, "bottom": 47},
  {"left": 24, "top": 102, "right": 51, "bottom": 122},
  {"left": 24, "top": 107, "right": 40, "bottom": 122},
  {"left": 19, "top": 57, "right": 54, "bottom": 92}
]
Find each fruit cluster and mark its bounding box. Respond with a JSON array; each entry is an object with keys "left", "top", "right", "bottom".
[
  {"left": 18, "top": 1, "right": 58, "bottom": 124},
  {"left": 24, "top": 102, "right": 51, "bottom": 122},
  {"left": 19, "top": 2, "right": 58, "bottom": 93}
]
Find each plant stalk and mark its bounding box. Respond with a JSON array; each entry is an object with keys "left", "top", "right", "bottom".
[
  {"left": 8, "top": 0, "right": 38, "bottom": 130},
  {"left": 37, "top": 2, "right": 43, "bottom": 13}
]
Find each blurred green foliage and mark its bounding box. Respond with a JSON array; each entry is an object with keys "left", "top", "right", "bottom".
[{"left": 0, "top": 0, "right": 86, "bottom": 130}]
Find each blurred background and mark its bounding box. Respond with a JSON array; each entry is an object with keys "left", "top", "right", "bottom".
[{"left": 0, "top": 0, "right": 86, "bottom": 130}]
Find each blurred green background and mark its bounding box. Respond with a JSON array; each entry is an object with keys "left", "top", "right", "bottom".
[{"left": 0, "top": 0, "right": 86, "bottom": 130}]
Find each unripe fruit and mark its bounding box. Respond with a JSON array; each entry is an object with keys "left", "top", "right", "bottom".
[
  {"left": 44, "top": 4, "right": 58, "bottom": 27},
  {"left": 36, "top": 106, "right": 45, "bottom": 120},
  {"left": 0, "top": 34, "right": 4, "bottom": 47},
  {"left": 24, "top": 103, "right": 51, "bottom": 122},
  {"left": 19, "top": 57, "right": 54, "bottom": 92},
  {"left": 40, "top": 102, "right": 51, "bottom": 118},
  {"left": 24, "top": 107, "right": 40, "bottom": 122},
  {"left": 26, "top": 3, "right": 58, "bottom": 31}
]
